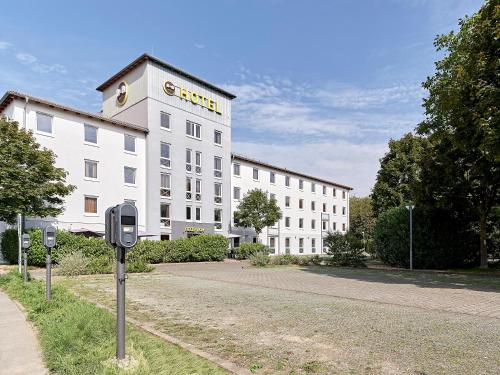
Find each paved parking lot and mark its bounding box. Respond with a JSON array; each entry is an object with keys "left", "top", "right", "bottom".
[{"left": 65, "top": 262, "right": 500, "bottom": 375}]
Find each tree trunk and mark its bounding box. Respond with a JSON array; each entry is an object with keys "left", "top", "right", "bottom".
[{"left": 479, "top": 213, "right": 488, "bottom": 268}]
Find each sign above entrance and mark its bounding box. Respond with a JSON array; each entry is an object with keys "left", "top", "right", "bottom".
[
  {"left": 163, "top": 81, "right": 222, "bottom": 115},
  {"left": 185, "top": 226, "right": 205, "bottom": 233}
]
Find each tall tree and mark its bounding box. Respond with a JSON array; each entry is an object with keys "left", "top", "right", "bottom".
[
  {"left": 349, "top": 196, "right": 375, "bottom": 240},
  {"left": 371, "top": 133, "right": 429, "bottom": 217},
  {"left": 0, "top": 117, "right": 75, "bottom": 223},
  {"left": 417, "top": 0, "right": 500, "bottom": 267},
  {"left": 233, "top": 189, "right": 282, "bottom": 236}
]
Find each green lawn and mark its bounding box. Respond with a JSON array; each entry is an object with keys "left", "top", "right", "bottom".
[{"left": 0, "top": 271, "right": 228, "bottom": 375}]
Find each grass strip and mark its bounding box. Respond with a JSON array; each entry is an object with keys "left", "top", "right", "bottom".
[{"left": 0, "top": 271, "right": 228, "bottom": 375}]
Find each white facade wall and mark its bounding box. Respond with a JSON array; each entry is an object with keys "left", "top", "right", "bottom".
[
  {"left": 3, "top": 98, "right": 147, "bottom": 232},
  {"left": 231, "top": 157, "right": 350, "bottom": 255}
]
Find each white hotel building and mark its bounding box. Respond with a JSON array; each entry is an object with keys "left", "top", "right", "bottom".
[{"left": 0, "top": 54, "right": 351, "bottom": 255}]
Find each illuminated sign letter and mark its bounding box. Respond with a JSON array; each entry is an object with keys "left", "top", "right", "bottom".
[
  {"left": 179, "top": 87, "right": 189, "bottom": 100},
  {"left": 191, "top": 92, "right": 199, "bottom": 105},
  {"left": 207, "top": 99, "right": 215, "bottom": 112},
  {"left": 215, "top": 101, "right": 222, "bottom": 115}
]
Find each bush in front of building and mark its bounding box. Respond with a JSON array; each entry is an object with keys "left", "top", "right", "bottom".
[
  {"left": 249, "top": 252, "right": 270, "bottom": 267},
  {"left": 1, "top": 229, "right": 20, "bottom": 264},
  {"left": 234, "top": 242, "right": 269, "bottom": 260},
  {"left": 56, "top": 251, "right": 90, "bottom": 276},
  {"left": 323, "top": 231, "right": 366, "bottom": 268},
  {"left": 268, "top": 254, "right": 323, "bottom": 266}
]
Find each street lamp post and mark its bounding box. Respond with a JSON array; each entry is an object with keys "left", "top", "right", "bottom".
[{"left": 405, "top": 204, "right": 415, "bottom": 270}]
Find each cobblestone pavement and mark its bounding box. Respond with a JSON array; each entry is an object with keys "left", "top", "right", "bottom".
[{"left": 154, "top": 262, "right": 500, "bottom": 319}]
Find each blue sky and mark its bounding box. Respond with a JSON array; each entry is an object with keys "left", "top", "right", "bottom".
[{"left": 0, "top": 0, "right": 484, "bottom": 195}]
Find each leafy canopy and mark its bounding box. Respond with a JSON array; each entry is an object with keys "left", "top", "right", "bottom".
[
  {"left": 233, "top": 189, "right": 282, "bottom": 235},
  {"left": 349, "top": 196, "right": 375, "bottom": 239},
  {"left": 0, "top": 117, "right": 75, "bottom": 223}
]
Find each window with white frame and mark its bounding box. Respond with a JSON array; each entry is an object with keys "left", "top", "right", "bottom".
[
  {"left": 214, "top": 182, "right": 222, "bottom": 204},
  {"left": 322, "top": 221, "right": 327, "bottom": 230},
  {"left": 299, "top": 218, "right": 304, "bottom": 229},
  {"left": 253, "top": 168, "right": 259, "bottom": 180},
  {"left": 195, "top": 179, "right": 201, "bottom": 201},
  {"left": 311, "top": 182, "right": 316, "bottom": 193},
  {"left": 214, "top": 130, "right": 222, "bottom": 145},
  {"left": 84, "top": 160, "right": 97, "bottom": 179},
  {"left": 342, "top": 190, "right": 346, "bottom": 199},
  {"left": 285, "top": 176, "right": 290, "bottom": 187},
  {"left": 299, "top": 238, "right": 304, "bottom": 253},
  {"left": 333, "top": 222, "right": 337, "bottom": 231},
  {"left": 186, "top": 177, "right": 192, "bottom": 199},
  {"left": 160, "top": 143, "right": 171, "bottom": 167},
  {"left": 299, "top": 199, "right": 304, "bottom": 209},
  {"left": 214, "top": 157, "right": 222, "bottom": 178},
  {"left": 124, "top": 134, "right": 136, "bottom": 152},
  {"left": 195, "top": 151, "right": 202, "bottom": 174},
  {"left": 342, "top": 206, "right": 346, "bottom": 215},
  {"left": 233, "top": 163, "right": 240, "bottom": 176},
  {"left": 323, "top": 185, "right": 327, "bottom": 195},
  {"left": 333, "top": 205, "right": 337, "bottom": 214},
  {"left": 160, "top": 173, "right": 171, "bottom": 197},
  {"left": 285, "top": 196, "right": 290, "bottom": 208},
  {"left": 84, "top": 196, "right": 97, "bottom": 214},
  {"left": 84, "top": 124, "right": 97, "bottom": 144},
  {"left": 333, "top": 188, "right": 337, "bottom": 197},
  {"left": 311, "top": 201, "right": 316, "bottom": 211},
  {"left": 160, "top": 203, "right": 171, "bottom": 227},
  {"left": 214, "top": 208, "right": 222, "bottom": 230},
  {"left": 186, "top": 206, "right": 192, "bottom": 221},
  {"left": 285, "top": 237, "right": 290, "bottom": 253},
  {"left": 269, "top": 237, "right": 276, "bottom": 253},
  {"left": 36, "top": 112, "right": 52, "bottom": 134},
  {"left": 124, "top": 166, "right": 136, "bottom": 184},
  {"left": 186, "top": 149, "right": 192, "bottom": 172},
  {"left": 311, "top": 219, "right": 316, "bottom": 229},
  {"left": 196, "top": 207, "right": 201, "bottom": 221},
  {"left": 299, "top": 179, "right": 304, "bottom": 190},
  {"left": 186, "top": 120, "right": 201, "bottom": 139},
  {"left": 342, "top": 223, "right": 346, "bottom": 231},
  {"left": 270, "top": 193, "right": 276, "bottom": 201},
  {"left": 234, "top": 187, "right": 241, "bottom": 200},
  {"left": 311, "top": 238, "right": 316, "bottom": 253},
  {"left": 270, "top": 172, "right": 275, "bottom": 184},
  {"left": 285, "top": 217, "right": 291, "bottom": 228},
  {"left": 160, "top": 112, "right": 170, "bottom": 130},
  {"left": 323, "top": 203, "right": 327, "bottom": 213}
]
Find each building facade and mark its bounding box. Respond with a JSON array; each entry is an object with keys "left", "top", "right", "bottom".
[{"left": 0, "top": 53, "right": 352, "bottom": 253}]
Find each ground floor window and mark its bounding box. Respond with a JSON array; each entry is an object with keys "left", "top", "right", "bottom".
[
  {"left": 285, "top": 237, "right": 290, "bottom": 254},
  {"left": 214, "top": 208, "right": 222, "bottom": 230},
  {"left": 269, "top": 237, "right": 276, "bottom": 254},
  {"left": 311, "top": 238, "right": 316, "bottom": 253},
  {"left": 299, "top": 238, "right": 304, "bottom": 253},
  {"left": 233, "top": 237, "right": 240, "bottom": 248},
  {"left": 160, "top": 234, "right": 170, "bottom": 241},
  {"left": 84, "top": 196, "right": 97, "bottom": 214}
]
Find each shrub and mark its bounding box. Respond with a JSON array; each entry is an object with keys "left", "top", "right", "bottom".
[
  {"left": 56, "top": 251, "right": 89, "bottom": 276},
  {"left": 1, "top": 229, "right": 19, "bottom": 264},
  {"left": 269, "top": 254, "right": 293, "bottom": 265},
  {"left": 234, "top": 242, "right": 268, "bottom": 260},
  {"left": 324, "top": 232, "right": 366, "bottom": 267},
  {"left": 249, "top": 252, "right": 270, "bottom": 267},
  {"left": 87, "top": 255, "right": 113, "bottom": 274}
]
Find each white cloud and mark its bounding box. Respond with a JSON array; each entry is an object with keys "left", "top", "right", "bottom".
[
  {"left": 16, "top": 52, "right": 37, "bottom": 64},
  {"left": 194, "top": 43, "right": 205, "bottom": 49},
  {"left": 16, "top": 52, "right": 67, "bottom": 74},
  {"left": 0, "top": 41, "right": 12, "bottom": 50}
]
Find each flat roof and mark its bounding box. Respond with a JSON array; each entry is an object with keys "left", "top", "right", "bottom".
[
  {"left": 0, "top": 91, "right": 148, "bottom": 134},
  {"left": 96, "top": 53, "right": 237, "bottom": 99},
  {"left": 231, "top": 153, "right": 353, "bottom": 191}
]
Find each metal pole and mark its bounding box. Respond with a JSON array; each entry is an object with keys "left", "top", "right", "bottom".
[
  {"left": 116, "top": 246, "right": 126, "bottom": 359},
  {"left": 46, "top": 248, "right": 52, "bottom": 300},
  {"left": 409, "top": 205, "right": 413, "bottom": 270},
  {"left": 23, "top": 251, "right": 28, "bottom": 282},
  {"left": 17, "top": 215, "right": 22, "bottom": 274}
]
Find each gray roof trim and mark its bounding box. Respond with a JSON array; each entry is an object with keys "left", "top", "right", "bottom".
[
  {"left": 96, "top": 53, "right": 237, "bottom": 99},
  {"left": 231, "top": 153, "right": 353, "bottom": 191}
]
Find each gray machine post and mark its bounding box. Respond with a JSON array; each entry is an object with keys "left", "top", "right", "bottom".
[
  {"left": 43, "top": 226, "right": 56, "bottom": 300},
  {"left": 105, "top": 203, "right": 138, "bottom": 360},
  {"left": 21, "top": 233, "right": 30, "bottom": 282}
]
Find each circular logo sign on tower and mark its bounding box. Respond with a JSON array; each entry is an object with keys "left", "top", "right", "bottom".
[
  {"left": 163, "top": 81, "right": 176, "bottom": 96},
  {"left": 116, "top": 81, "right": 129, "bottom": 106}
]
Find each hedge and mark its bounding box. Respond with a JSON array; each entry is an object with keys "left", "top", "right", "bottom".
[{"left": 234, "top": 242, "right": 269, "bottom": 260}]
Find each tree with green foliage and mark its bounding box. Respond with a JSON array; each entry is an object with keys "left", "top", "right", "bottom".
[
  {"left": 371, "top": 133, "right": 429, "bottom": 217},
  {"left": 233, "top": 189, "right": 282, "bottom": 236},
  {"left": 417, "top": 0, "right": 500, "bottom": 268},
  {"left": 349, "top": 196, "right": 375, "bottom": 240},
  {"left": 0, "top": 117, "right": 75, "bottom": 223}
]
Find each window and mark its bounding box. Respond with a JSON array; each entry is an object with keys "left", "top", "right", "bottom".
[
  {"left": 160, "top": 143, "right": 171, "bottom": 167},
  {"left": 311, "top": 238, "right": 316, "bottom": 253},
  {"left": 214, "top": 157, "right": 222, "bottom": 178},
  {"left": 269, "top": 237, "right": 276, "bottom": 254},
  {"left": 233, "top": 163, "right": 240, "bottom": 176},
  {"left": 285, "top": 196, "right": 290, "bottom": 208},
  {"left": 84, "top": 124, "right": 97, "bottom": 144},
  {"left": 333, "top": 188, "right": 337, "bottom": 197},
  {"left": 160, "top": 112, "right": 170, "bottom": 130},
  {"left": 186, "top": 149, "right": 192, "bottom": 172},
  {"left": 214, "top": 130, "right": 222, "bottom": 145},
  {"left": 124, "top": 167, "right": 136, "bottom": 184},
  {"left": 311, "top": 219, "right": 316, "bottom": 229},
  {"left": 285, "top": 237, "right": 290, "bottom": 253},
  {"left": 195, "top": 152, "right": 202, "bottom": 174},
  {"left": 214, "top": 182, "right": 222, "bottom": 204},
  {"left": 342, "top": 223, "right": 346, "bottom": 231},
  {"left": 342, "top": 191, "right": 347, "bottom": 199},
  {"left": 323, "top": 203, "right": 327, "bottom": 213},
  {"left": 342, "top": 206, "right": 346, "bottom": 215},
  {"left": 160, "top": 173, "right": 171, "bottom": 197},
  {"left": 311, "top": 201, "right": 316, "bottom": 211},
  {"left": 161, "top": 234, "right": 170, "bottom": 241},
  {"left": 196, "top": 207, "right": 201, "bottom": 221},
  {"left": 270, "top": 193, "right": 276, "bottom": 201},
  {"left": 36, "top": 112, "right": 52, "bottom": 134},
  {"left": 84, "top": 160, "right": 97, "bottom": 179},
  {"left": 285, "top": 217, "right": 291, "bottom": 228},
  {"left": 322, "top": 221, "right": 327, "bottom": 230},
  {"left": 299, "top": 199, "right": 304, "bottom": 209},
  {"left": 84, "top": 196, "right": 97, "bottom": 214},
  {"left": 234, "top": 187, "right": 241, "bottom": 200},
  {"left": 285, "top": 176, "right": 290, "bottom": 187},
  {"left": 186, "top": 206, "right": 192, "bottom": 221},
  {"left": 333, "top": 205, "right": 337, "bottom": 214},
  {"left": 214, "top": 209, "right": 222, "bottom": 230},
  {"left": 299, "top": 179, "right": 304, "bottom": 190},
  {"left": 186, "top": 120, "right": 201, "bottom": 139},
  {"left": 186, "top": 177, "right": 192, "bottom": 199},
  {"left": 311, "top": 183, "right": 316, "bottom": 193},
  {"left": 299, "top": 238, "right": 304, "bottom": 253},
  {"left": 195, "top": 179, "right": 201, "bottom": 201},
  {"left": 333, "top": 222, "right": 337, "bottom": 231},
  {"left": 160, "top": 203, "right": 171, "bottom": 227},
  {"left": 299, "top": 218, "right": 304, "bottom": 229},
  {"left": 253, "top": 168, "right": 259, "bottom": 180},
  {"left": 124, "top": 134, "right": 136, "bottom": 152},
  {"left": 270, "top": 172, "right": 275, "bottom": 184},
  {"left": 323, "top": 185, "right": 327, "bottom": 195}
]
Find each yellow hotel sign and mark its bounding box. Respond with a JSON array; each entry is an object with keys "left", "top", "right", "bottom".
[{"left": 163, "top": 81, "right": 222, "bottom": 115}]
